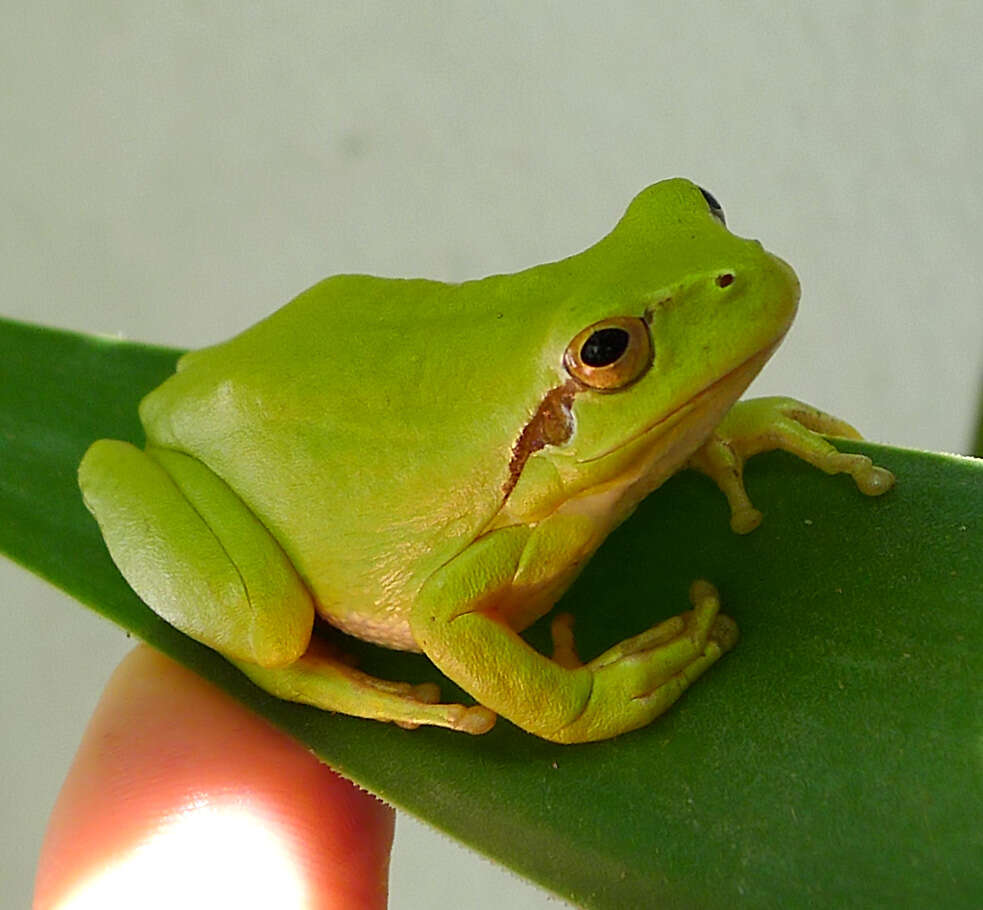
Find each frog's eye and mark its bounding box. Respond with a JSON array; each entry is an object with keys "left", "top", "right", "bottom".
[
  {"left": 698, "top": 186, "right": 726, "bottom": 226},
  {"left": 563, "top": 317, "right": 653, "bottom": 390}
]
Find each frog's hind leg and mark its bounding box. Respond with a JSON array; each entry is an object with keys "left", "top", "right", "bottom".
[
  {"left": 79, "top": 440, "right": 314, "bottom": 667},
  {"left": 236, "top": 640, "right": 496, "bottom": 734},
  {"left": 80, "top": 440, "right": 494, "bottom": 734}
]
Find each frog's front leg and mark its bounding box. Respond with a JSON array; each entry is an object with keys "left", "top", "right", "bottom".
[
  {"left": 688, "top": 396, "right": 895, "bottom": 534},
  {"left": 411, "top": 520, "right": 738, "bottom": 744}
]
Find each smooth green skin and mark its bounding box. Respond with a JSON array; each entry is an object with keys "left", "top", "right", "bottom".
[{"left": 78, "top": 178, "right": 891, "bottom": 743}]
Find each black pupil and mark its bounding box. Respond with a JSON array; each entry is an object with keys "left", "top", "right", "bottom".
[
  {"left": 698, "top": 186, "right": 724, "bottom": 221},
  {"left": 581, "top": 328, "right": 630, "bottom": 367}
]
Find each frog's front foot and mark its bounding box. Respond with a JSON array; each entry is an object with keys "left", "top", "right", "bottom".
[
  {"left": 549, "top": 581, "right": 737, "bottom": 744},
  {"left": 689, "top": 396, "right": 895, "bottom": 534}
]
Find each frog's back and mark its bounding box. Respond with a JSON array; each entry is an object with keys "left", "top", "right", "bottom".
[{"left": 140, "top": 273, "right": 559, "bottom": 646}]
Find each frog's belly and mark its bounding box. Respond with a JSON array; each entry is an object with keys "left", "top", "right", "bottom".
[{"left": 317, "top": 605, "right": 422, "bottom": 653}]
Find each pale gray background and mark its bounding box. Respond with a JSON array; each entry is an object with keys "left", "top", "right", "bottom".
[{"left": 2, "top": 2, "right": 980, "bottom": 908}]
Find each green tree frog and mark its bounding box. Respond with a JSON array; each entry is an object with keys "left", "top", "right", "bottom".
[{"left": 78, "top": 179, "right": 894, "bottom": 743}]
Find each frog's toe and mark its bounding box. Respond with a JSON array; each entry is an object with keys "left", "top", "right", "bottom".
[
  {"left": 853, "top": 461, "right": 895, "bottom": 496},
  {"left": 587, "top": 614, "right": 687, "bottom": 670},
  {"left": 818, "top": 450, "right": 896, "bottom": 496},
  {"left": 391, "top": 696, "right": 496, "bottom": 733},
  {"left": 708, "top": 613, "right": 739, "bottom": 652},
  {"left": 550, "top": 612, "right": 583, "bottom": 669},
  {"left": 730, "top": 504, "right": 763, "bottom": 535},
  {"left": 411, "top": 682, "right": 442, "bottom": 703},
  {"left": 455, "top": 705, "right": 497, "bottom": 735}
]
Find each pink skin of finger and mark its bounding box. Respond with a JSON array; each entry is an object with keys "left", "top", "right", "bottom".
[{"left": 34, "top": 645, "right": 394, "bottom": 910}]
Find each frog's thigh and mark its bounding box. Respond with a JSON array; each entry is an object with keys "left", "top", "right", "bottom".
[
  {"left": 235, "top": 640, "right": 496, "bottom": 734},
  {"left": 79, "top": 440, "right": 313, "bottom": 667}
]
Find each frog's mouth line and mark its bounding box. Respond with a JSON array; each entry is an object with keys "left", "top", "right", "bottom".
[{"left": 575, "top": 337, "right": 783, "bottom": 464}]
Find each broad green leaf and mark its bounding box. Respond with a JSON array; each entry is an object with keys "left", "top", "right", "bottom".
[{"left": 2, "top": 316, "right": 981, "bottom": 909}]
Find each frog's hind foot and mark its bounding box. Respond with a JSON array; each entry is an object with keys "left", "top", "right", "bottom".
[{"left": 235, "top": 638, "right": 496, "bottom": 734}]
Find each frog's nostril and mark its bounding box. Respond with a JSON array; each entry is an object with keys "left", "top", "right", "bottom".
[{"left": 716, "top": 273, "right": 735, "bottom": 288}]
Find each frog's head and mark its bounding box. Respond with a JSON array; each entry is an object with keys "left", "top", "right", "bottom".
[{"left": 504, "top": 178, "right": 799, "bottom": 517}]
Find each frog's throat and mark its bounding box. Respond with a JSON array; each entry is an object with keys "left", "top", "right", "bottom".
[
  {"left": 534, "top": 338, "right": 782, "bottom": 532},
  {"left": 576, "top": 337, "right": 781, "bottom": 465}
]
